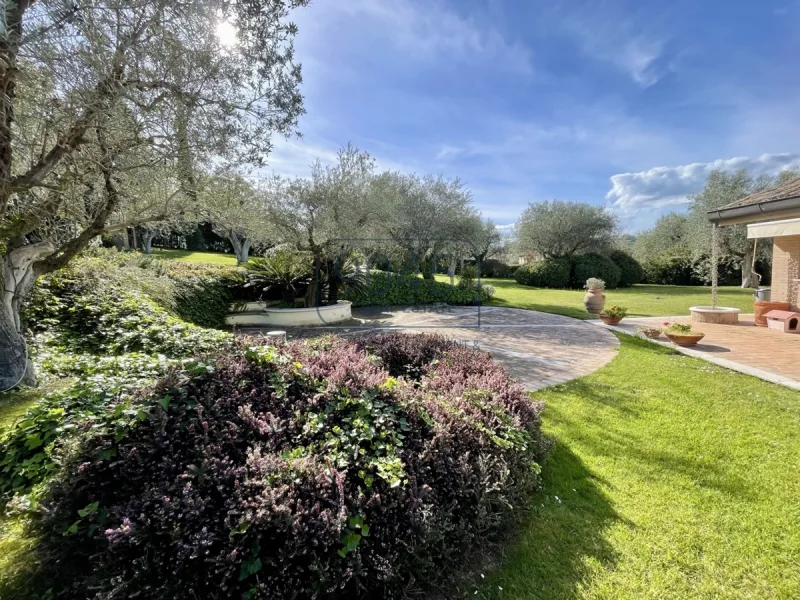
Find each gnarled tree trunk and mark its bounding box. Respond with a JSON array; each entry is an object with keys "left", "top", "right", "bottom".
[
  {"left": 141, "top": 230, "right": 155, "bottom": 254},
  {"left": 1, "top": 241, "right": 55, "bottom": 390},
  {"left": 229, "top": 232, "right": 251, "bottom": 264}
]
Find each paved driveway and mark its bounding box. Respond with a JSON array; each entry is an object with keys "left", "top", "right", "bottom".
[{"left": 238, "top": 306, "right": 620, "bottom": 391}]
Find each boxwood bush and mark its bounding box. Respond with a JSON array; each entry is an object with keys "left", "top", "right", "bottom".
[
  {"left": 26, "top": 334, "right": 544, "bottom": 599},
  {"left": 609, "top": 250, "right": 645, "bottom": 287},
  {"left": 342, "top": 270, "right": 493, "bottom": 306},
  {"left": 514, "top": 258, "right": 570, "bottom": 288},
  {"left": 570, "top": 253, "right": 622, "bottom": 289}
]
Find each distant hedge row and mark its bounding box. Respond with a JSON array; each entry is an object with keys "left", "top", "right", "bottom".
[
  {"left": 515, "top": 250, "right": 644, "bottom": 289},
  {"left": 342, "top": 271, "right": 494, "bottom": 306}
]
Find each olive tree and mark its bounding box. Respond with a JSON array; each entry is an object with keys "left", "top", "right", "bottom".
[
  {"left": 199, "top": 170, "right": 272, "bottom": 263},
  {"left": 264, "top": 145, "right": 376, "bottom": 305},
  {"left": 516, "top": 200, "right": 617, "bottom": 260},
  {"left": 0, "top": 0, "right": 308, "bottom": 389},
  {"left": 375, "top": 172, "right": 478, "bottom": 279}
]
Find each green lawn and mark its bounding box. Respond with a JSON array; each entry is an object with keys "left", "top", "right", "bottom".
[
  {"left": 469, "top": 335, "right": 800, "bottom": 599},
  {"left": 149, "top": 248, "right": 239, "bottom": 266},
  {"left": 481, "top": 278, "right": 754, "bottom": 319}
]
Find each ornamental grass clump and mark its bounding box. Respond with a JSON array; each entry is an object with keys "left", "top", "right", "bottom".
[{"left": 23, "top": 334, "right": 545, "bottom": 599}]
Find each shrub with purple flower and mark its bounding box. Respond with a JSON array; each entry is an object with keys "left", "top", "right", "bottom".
[{"left": 28, "top": 333, "right": 545, "bottom": 599}]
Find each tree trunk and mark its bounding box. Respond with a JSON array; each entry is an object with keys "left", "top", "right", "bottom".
[
  {"left": 448, "top": 254, "right": 457, "bottom": 285},
  {"left": 141, "top": 231, "right": 155, "bottom": 254},
  {"left": 326, "top": 259, "right": 341, "bottom": 305},
  {"left": 741, "top": 245, "right": 755, "bottom": 288},
  {"left": 229, "top": 232, "right": 251, "bottom": 264},
  {"left": 1, "top": 242, "right": 55, "bottom": 390}
]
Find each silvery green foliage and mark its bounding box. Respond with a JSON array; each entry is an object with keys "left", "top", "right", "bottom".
[{"left": 516, "top": 200, "right": 618, "bottom": 260}]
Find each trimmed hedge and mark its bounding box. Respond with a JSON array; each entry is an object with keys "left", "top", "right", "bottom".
[
  {"left": 342, "top": 271, "right": 493, "bottom": 306},
  {"left": 514, "top": 258, "right": 570, "bottom": 288},
  {"left": 609, "top": 250, "right": 644, "bottom": 287},
  {"left": 28, "top": 334, "right": 544, "bottom": 599},
  {"left": 642, "top": 252, "right": 696, "bottom": 286},
  {"left": 570, "top": 253, "right": 621, "bottom": 289}
]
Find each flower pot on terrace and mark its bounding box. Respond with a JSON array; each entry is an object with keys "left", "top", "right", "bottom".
[
  {"left": 599, "top": 315, "right": 622, "bottom": 325},
  {"left": 664, "top": 332, "right": 705, "bottom": 346},
  {"left": 584, "top": 288, "right": 606, "bottom": 314}
]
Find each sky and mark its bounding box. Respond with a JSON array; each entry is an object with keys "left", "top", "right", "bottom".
[{"left": 263, "top": 0, "right": 800, "bottom": 232}]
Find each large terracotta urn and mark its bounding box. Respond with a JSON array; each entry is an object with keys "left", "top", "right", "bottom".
[{"left": 583, "top": 288, "right": 606, "bottom": 315}]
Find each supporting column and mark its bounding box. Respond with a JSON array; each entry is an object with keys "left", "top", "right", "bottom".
[{"left": 711, "top": 223, "right": 719, "bottom": 309}]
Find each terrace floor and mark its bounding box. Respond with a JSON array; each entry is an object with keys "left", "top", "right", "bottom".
[
  {"left": 238, "top": 305, "right": 621, "bottom": 391},
  {"left": 596, "top": 314, "right": 800, "bottom": 390}
]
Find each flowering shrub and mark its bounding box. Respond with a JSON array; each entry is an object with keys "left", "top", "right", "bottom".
[{"left": 28, "top": 334, "right": 544, "bottom": 599}]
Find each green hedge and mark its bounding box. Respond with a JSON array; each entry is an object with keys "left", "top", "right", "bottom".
[
  {"left": 642, "top": 252, "right": 696, "bottom": 285},
  {"left": 514, "top": 258, "right": 570, "bottom": 288},
  {"left": 570, "top": 253, "right": 621, "bottom": 289},
  {"left": 25, "top": 250, "right": 239, "bottom": 330},
  {"left": 343, "top": 271, "right": 493, "bottom": 306},
  {"left": 609, "top": 250, "right": 645, "bottom": 287}
]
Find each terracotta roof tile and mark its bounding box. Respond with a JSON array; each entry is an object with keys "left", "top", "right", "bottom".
[{"left": 718, "top": 177, "right": 800, "bottom": 210}]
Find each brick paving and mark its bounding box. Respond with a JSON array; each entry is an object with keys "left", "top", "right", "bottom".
[
  {"left": 238, "top": 306, "right": 620, "bottom": 391},
  {"left": 607, "top": 314, "right": 800, "bottom": 388}
]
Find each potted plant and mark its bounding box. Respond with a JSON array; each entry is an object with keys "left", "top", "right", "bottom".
[
  {"left": 599, "top": 305, "right": 627, "bottom": 325},
  {"left": 636, "top": 325, "right": 663, "bottom": 339},
  {"left": 583, "top": 277, "right": 606, "bottom": 314},
  {"left": 662, "top": 322, "right": 705, "bottom": 346}
]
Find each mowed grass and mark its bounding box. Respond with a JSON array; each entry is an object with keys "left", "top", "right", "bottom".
[
  {"left": 481, "top": 278, "right": 754, "bottom": 319},
  {"left": 149, "top": 248, "right": 239, "bottom": 266},
  {"left": 467, "top": 335, "right": 800, "bottom": 600}
]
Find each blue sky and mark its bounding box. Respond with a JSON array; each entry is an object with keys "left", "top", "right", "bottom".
[{"left": 267, "top": 0, "right": 800, "bottom": 232}]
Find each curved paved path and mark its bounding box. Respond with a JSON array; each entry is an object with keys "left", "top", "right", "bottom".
[{"left": 239, "top": 306, "right": 619, "bottom": 391}]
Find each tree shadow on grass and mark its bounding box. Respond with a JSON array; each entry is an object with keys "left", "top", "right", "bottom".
[{"left": 462, "top": 440, "right": 622, "bottom": 599}]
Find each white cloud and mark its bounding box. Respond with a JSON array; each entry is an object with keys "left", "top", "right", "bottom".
[
  {"left": 553, "top": 4, "right": 671, "bottom": 87},
  {"left": 314, "top": 0, "right": 532, "bottom": 74},
  {"left": 605, "top": 153, "right": 800, "bottom": 217}
]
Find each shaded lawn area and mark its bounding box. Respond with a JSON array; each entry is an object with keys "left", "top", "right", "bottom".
[
  {"left": 482, "top": 278, "right": 755, "bottom": 319},
  {"left": 467, "top": 335, "right": 800, "bottom": 600},
  {"left": 148, "top": 248, "right": 239, "bottom": 266}
]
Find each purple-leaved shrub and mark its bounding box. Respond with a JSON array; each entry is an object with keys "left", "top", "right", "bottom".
[{"left": 31, "top": 333, "right": 544, "bottom": 599}]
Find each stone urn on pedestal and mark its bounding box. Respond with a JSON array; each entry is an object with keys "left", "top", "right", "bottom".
[{"left": 583, "top": 277, "right": 606, "bottom": 315}]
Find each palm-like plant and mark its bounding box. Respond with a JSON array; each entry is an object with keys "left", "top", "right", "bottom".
[{"left": 245, "top": 251, "right": 313, "bottom": 305}]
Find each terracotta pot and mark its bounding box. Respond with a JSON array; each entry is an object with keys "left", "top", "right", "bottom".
[
  {"left": 754, "top": 301, "right": 791, "bottom": 327},
  {"left": 583, "top": 288, "right": 606, "bottom": 314},
  {"left": 664, "top": 332, "right": 705, "bottom": 346},
  {"left": 640, "top": 329, "right": 662, "bottom": 339},
  {"left": 599, "top": 315, "right": 622, "bottom": 325}
]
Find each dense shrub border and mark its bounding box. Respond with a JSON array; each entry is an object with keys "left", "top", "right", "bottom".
[
  {"left": 514, "top": 258, "right": 571, "bottom": 288},
  {"left": 342, "top": 270, "right": 493, "bottom": 306},
  {"left": 570, "top": 253, "right": 621, "bottom": 289},
  {"left": 25, "top": 249, "right": 239, "bottom": 331},
  {"left": 25, "top": 334, "right": 544, "bottom": 599},
  {"left": 609, "top": 250, "right": 644, "bottom": 287}
]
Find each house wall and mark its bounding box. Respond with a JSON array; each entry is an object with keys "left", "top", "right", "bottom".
[{"left": 772, "top": 235, "right": 800, "bottom": 310}]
